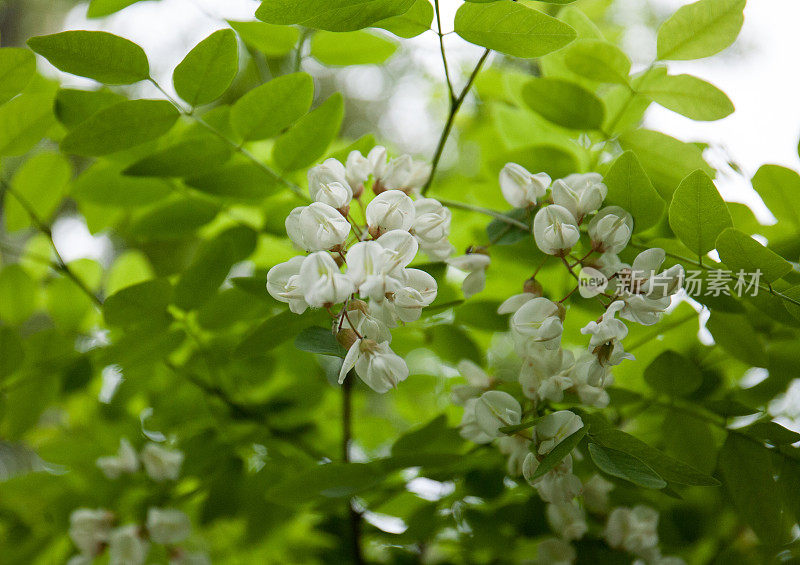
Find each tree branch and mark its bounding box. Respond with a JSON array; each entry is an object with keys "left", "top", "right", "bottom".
[{"left": 421, "top": 49, "right": 491, "bottom": 196}]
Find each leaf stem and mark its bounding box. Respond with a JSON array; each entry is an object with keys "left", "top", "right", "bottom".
[
  {"left": 437, "top": 198, "right": 528, "bottom": 230},
  {"left": 421, "top": 48, "right": 491, "bottom": 196}
]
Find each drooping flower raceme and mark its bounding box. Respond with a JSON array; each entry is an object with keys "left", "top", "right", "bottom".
[{"left": 268, "top": 150, "right": 456, "bottom": 393}]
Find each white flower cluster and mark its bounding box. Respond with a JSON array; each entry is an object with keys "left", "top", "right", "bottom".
[
  {"left": 451, "top": 164, "right": 689, "bottom": 563},
  {"left": 268, "top": 148, "right": 462, "bottom": 393},
  {"left": 68, "top": 441, "right": 205, "bottom": 565}
]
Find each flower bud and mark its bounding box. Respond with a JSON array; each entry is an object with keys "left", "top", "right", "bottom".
[
  {"left": 336, "top": 328, "right": 359, "bottom": 350},
  {"left": 588, "top": 206, "right": 633, "bottom": 253},
  {"left": 366, "top": 190, "right": 415, "bottom": 236},
  {"left": 141, "top": 443, "right": 183, "bottom": 482},
  {"left": 308, "top": 159, "right": 352, "bottom": 206},
  {"left": 345, "top": 150, "right": 372, "bottom": 192},
  {"left": 551, "top": 173, "right": 607, "bottom": 221},
  {"left": 499, "top": 163, "right": 550, "bottom": 208},
  {"left": 473, "top": 390, "right": 522, "bottom": 438},
  {"left": 69, "top": 508, "right": 115, "bottom": 556},
  {"left": 523, "top": 277, "right": 544, "bottom": 296},
  {"left": 108, "top": 525, "right": 149, "bottom": 565},
  {"left": 533, "top": 205, "right": 580, "bottom": 255},
  {"left": 146, "top": 507, "right": 191, "bottom": 545}
]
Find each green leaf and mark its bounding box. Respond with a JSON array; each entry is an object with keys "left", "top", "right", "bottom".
[
  {"left": 521, "top": 78, "right": 604, "bottom": 130},
  {"left": 587, "top": 443, "right": 666, "bottom": 489},
  {"left": 372, "top": 0, "right": 433, "bottom": 38},
  {"left": 27, "top": 30, "right": 150, "bottom": 84},
  {"left": 392, "top": 414, "right": 465, "bottom": 456},
  {"left": 0, "top": 265, "right": 36, "bottom": 325},
  {"left": 783, "top": 286, "right": 800, "bottom": 321},
  {"left": 295, "top": 326, "right": 348, "bottom": 358},
  {"left": 0, "top": 92, "right": 56, "bottom": 157},
  {"left": 657, "top": 0, "right": 745, "bottom": 61},
  {"left": 751, "top": 165, "right": 800, "bottom": 229},
  {"left": 256, "top": 0, "right": 416, "bottom": 32},
  {"left": 603, "top": 151, "right": 664, "bottom": 232},
  {"left": 72, "top": 163, "right": 173, "bottom": 207},
  {"left": 640, "top": 73, "right": 734, "bottom": 121},
  {"left": 485, "top": 208, "right": 532, "bottom": 245},
  {"left": 310, "top": 30, "right": 398, "bottom": 66},
  {"left": 619, "top": 130, "right": 713, "bottom": 199},
  {"left": 716, "top": 228, "right": 792, "bottom": 284},
  {"left": 123, "top": 135, "right": 232, "bottom": 178},
  {"left": 564, "top": 39, "right": 631, "bottom": 85},
  {"left": 273, "top": 93, "right": 344, "bottom": 172},
  {"left": 454, "top": 1, "right": 576, "bottom": 58},
  {"left": 0, "top": 48, "right": 36, "bottom": 104},
  {"left": 129, "top": 198, "right": 220, "bottom": 239},
  {"left": 185, "top": 161, "right": 281, "bottom": 200},
  {"left": 230, "top": 73, "right": 314, "bottom": 142},
  {"left": 87, "top": 0, "right": 156, "bottom": 17},
  {"left": 644, "top": 350, "right": 703, "bottom": 397},
  {"left": 103, "top": 279, "right": 172, "bottom": 327},
  {"left": 236, "top": 310, "right": 328, "bottom": 357},
  {"left": 706, "top": 311, "right": 768, "bottom": 367},
  {"left": 0, "top": 327, "right": 24, "bottom": 380},
  {"left": 5, "top": 153, "right": 71, "bottom": 232},
  {"left": 668, "top": 170, "right": 732, "bottom": 255},
  {"left": 532, "top": 426, "right": 587, "bottom": 480},
  {"left": 173, "top": 29, "right": 238, "bottom": 107},
  {"left": 718, "top": 433, "right": 789, "bottom": 544},
  {"left": 173, "top": 227, "right": 258, "bottom": 309},
  {"left": 743, "top": 421, "right": 800, "bottom": 446},
  {"left": 61, "top": 99, "right": 179, "bottom": 156},
  {"left": 54, "top": 88, "right": 126, "bottom": 128},
  {"left": 228, "top": 20, "right": 299, "bottom": 57},
  {"left": 589, "top": 427, "right": 720, "bottom": 486}
]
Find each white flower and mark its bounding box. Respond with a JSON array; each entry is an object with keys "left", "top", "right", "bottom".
[
  {"left": 536, "top": 537, "right": 576, "bottom": 565},
  {"left": 146, "top": 508, "right": 191, "bottom": 545},
  {"left": 497, "top": 292, "right": 536, "bottom": 315},
  {"left": 342, "top": 302, "right": 393, "bottom": 343},
  {"left": 524, "top": 453, "right": 583, "bottom": 504},
  {"left": 448, "top": 253, "right": 490, "bottom": 298},
  {"left": 546, "top": 502, "right": 587, "bottom": 541},
  {"left": 377, "top": 229, "right": 419, "bottom": 274},
  {"left": 619, "top": 294, "right": 671, "bottom": 326},
  {"left": 511, "top": 297, "right": 563, "bottom": 351},
  {"left": 345, "top": 150, "right": 372, "bottom": 192},
  {"left": 141, "top": 443, "right": 183, "bottom": 482},
  {"left": 580, "top": 301, "right": 634, "bottom": 369},
  {"left": 266, "top": 256, "right": 309, "bottom": 314},
  {"left": 308, "top": 158, "right": 352, "bottom": 207},
  {"left": 108, "top": 524, "right": 149, "bottom": 565},
  {"left": 346, "top": 241, "right": 404, "bottom": 302},
  {"left": 391, "top": 268, "right": 437, "bottom": 322},
  {"left": 298, "top": 251, "right": 355, "bottom": 308},
  {"left": 497, "top": 435, "right": 530, "bottom": 476},
  {"left": 285, "top": 202, "right": 351, "bottom": 252},
  {"left": 451, "top": 360, "right": 491, "bottom": 405},
  {"left": 499, "top": 163, "right": 550, "bottom": 208},
  {"left": 366, "top": 190, "right": 416, "bottom": 235},
  {"left": 380, "top": 154, "right": 430, "bottom": 192},
  {"left": 69, "top": 508, "right": 114, "bottom": 556},
  {"left": 412, "top": 198, "right": 454, "bottom": 260},
  {"left": 588, "top": 206, "right": 633, "bottom": 253},
  {"left": 583, "top": 474, "right": 614, "bottom": 513},
  {"left": 535, "top": 411, "right": 583, "bottom": 455},
  {"left": 459, "top": 398, "right": 494, "bottom": 444},
  {"left": 67, "top": 555, "right": 94, "bottom": 565},
  {"left": 473, "top": 390, "right": 522, "bottom": 438},
  {"left": 604, "top": 506, "right": 660, "bottom": 556},
  {"left": 571, "top": 356, "right": 611, "bottom": 407},
  {"left": 367, "top": 146, "right": 389, "bottom": 180},
  {"left": 519, "top": 348, "right": 574, "bottom": 402},
  {"left": 339, "top": 338, "right": 409, "bottom": 393},
  {"left": 552, "top": 173, "right": 607, "bottom": 221},
  {"left": 640, "top": 264, "right": 684, "bottom": 299},
  {"left": 96, "top": 438, "right": 139, "bottom": 479},
  {"left": 533, "top": 205, "right": 580, "bottom": 255},
  {"left": 597, "top": 252, "right": 627, "bottom": 277}
]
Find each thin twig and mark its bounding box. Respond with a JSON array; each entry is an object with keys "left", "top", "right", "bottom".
[
  {"left": 148, "top": 78, "right": 308, "bottom": 201},
  {"left": 438, "top": 198, "right": 528, "bottom": 230},
  {"left": 421, "top": 49, "right": 491, "bottom": 196},
  {"left": 433, "top": 0, "right": 455, "bottom": 102}
]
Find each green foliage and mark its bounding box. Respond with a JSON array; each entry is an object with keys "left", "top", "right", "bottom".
[
  {"left": 4, "top": 153, "right": 71, "bottom": 231},
  {"left": 564, "top": 39, "right": 631, "bottom": 85},
  {"left": 454, "top": 1, "right": 577, "bottom": 58},
  {"left": 227, "top": 20, "right": 300, "bottom": 56},
  {"left": 641, "top": 73, "right": 734, "bottom": 121},
  {"left": 715, "top": 228, "right": 792, "bottom": 283},
  {"left": 28, "top": 30, "right": 150, "bottom": 84},
  {"left": 0, "top": 48, "right": 36, "bottom": 104},
  {"left": 373, "top": 0, "right": 433, "bottom": 38},
  {"left": 668, "top": 170, "right": 732, "bottom": 255},
  {"left": 0, "top": 92, "right": 56, "bottom": 156},
  {"left": 521, "top": 78, "right": 604, "bottom": 130},
  {"left": 644, "top": 350, "right": 703, "bottom": 397},
  {"left": 230, "top": 73, "right": 314, "bottom": 142},
  {"left": 173, "top": 29, "right": 239, "bottom": 107},
  {"left": 273, "top": 93, "right": 344, "bottom": 171},
  {"left": 657, "top": 0, "right": 746, "bottom": 60},
  {"left": 310, "top": 31, "right": 398, "bottom": 66},
  {"left": 603, "top": 151, "right": 664, "bottom": 231},
  {"left": 87, "top": 0, "right": 156, "bottom": 18},
  {"left": 588, "top": 443, "right": 667, "bottom": 489},
  {"left": 256, "top": 0, "right": 416, "bottom": 32}
]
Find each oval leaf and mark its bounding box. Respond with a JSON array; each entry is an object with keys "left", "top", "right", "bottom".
[
  {"left": 657, "top": 0, "right": 745, "bottom": 61},
  {"left": 273, "top": 93, "right": 344, "bottom": 172},
  {"left": 668, "top": 169, "right": 732, "bottom": 255},
  {"left": 173, "top": 29, "right": 239, "bottom": 107},
  {"left": 564, "top": 39, "right": 631, "bottom": 85},
  {"left": 641, "top": 73, "right": 734, "bottom": 121},
  {"left": 522, "top": 78, "right": 604, "bottom": 130},
  {"left": 310, "top": 30, "right": 397, "bottom": 66},
  {"left": 716, "top": 228, "right": 792, "bottom": 284},
  {"left": 256, "top": 0, "right": 416, "bottom": 32},
  {"left": 231, "top": 72, "right": 314, "bottom": 142},
  {"left": 588, "top": 443, "right": 667, "bottom": 489},
  {"left": 0, "top": 48, "right": 36, "bottom": 104},
  {"left": 603, "top": 151, "right": 664, "bottom": 232}
]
